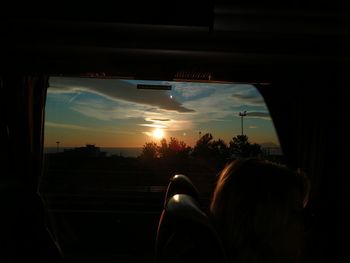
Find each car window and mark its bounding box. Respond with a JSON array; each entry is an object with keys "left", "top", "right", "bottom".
[{"left": 39, "top": 76, "right": 283, "bottom": 261}]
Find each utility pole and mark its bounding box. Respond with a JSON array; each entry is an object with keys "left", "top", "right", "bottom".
[{"left": 239, "top": 111, "right": 247, "bottom": 135}]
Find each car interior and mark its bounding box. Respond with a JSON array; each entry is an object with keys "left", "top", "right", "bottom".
[{"left": 1, "top": 2, "right": 346, "bottom": 263}]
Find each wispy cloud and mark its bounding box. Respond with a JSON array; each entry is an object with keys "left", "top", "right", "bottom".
[
  {"left": 149, "top": 118, "right": 170, "bottom": 122},
  {"left": 138, "top": 84, "right": 271, "bottom": 132},
  {"left": 49, "top": 77, "right": 194, "bottom": 113},
  {"left": 69, "top": 96, "right": 197, "bottom": 132},
  {"left": 139, "top": 123, "right": 167, "bottom": 128},
  {"left": 48, "top": 79, "right": 273, "bottom": 140},
  {"left": 45, "top": 122, "right": 88, "bottom": 130},
  {"left": 173, "top": 83, "right": 216, "bottom": 99},
  {"left": 45, "top": 122, "right": 134, "bottom": 134},
  {"left": 71, "top": 99, "right": 148, "bottom": 121},
  {"left": 249, "top": 125, "right": 258, "bottom": 129},
  {"left": 181, "top": 90, "right": 236, "bottom": 121},
  {"left": 68, "top": 92, "right": 81, "bottom": 103},
  {"left": 246, "top": 111, "right": 271, "bottom": 120},
  {"left": 231, "top": 86, "right": 265, "bottom": 106},
  {"left": 142, "top": 131, "right": 153, "bottom": 137},
  {"left": 139, "top": 118, "right": 194, "bottom": 132}
]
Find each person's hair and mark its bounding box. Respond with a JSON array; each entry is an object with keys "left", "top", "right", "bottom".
[{"left": 210, "top": 158, "right": 310, "bottom": 263}]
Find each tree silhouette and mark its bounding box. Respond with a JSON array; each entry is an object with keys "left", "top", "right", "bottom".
[
  {"left": 140, "top": 133, "right": 262, "bottom": 163},
  {"left": 140, "top": 142, "right": 158, "bottom": 159},
  {"left": 193, "top": 133, "right": 231, "bottom": 161},
  {"left": 140, "top": 138, "right": 191, "bottom": 161},
  {"left": 211, "top": 139, "right": 230, "bottom": 160},
  {"left": 158, "top": 138, "right": 168, "bottom": 158},
  {"left": 158, "top": 137, "right": 191, "bottom": 159},
  {"left": 229, "top": 135, "right": 262, "bottom": 158},
  {"left": 168, "top": 137, "right": 191, "bottom": 156},
  {"left": 192, "top": 133, "right": 213, "bottom": 158}
]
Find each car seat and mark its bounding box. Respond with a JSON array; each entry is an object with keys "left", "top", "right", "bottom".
[{"left": 155, "top": 174, "right": 228, "bottom": 263}]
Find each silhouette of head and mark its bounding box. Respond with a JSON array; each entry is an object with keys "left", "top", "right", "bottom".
[{"left": 210, "top": 158, "right": 309, "bottom": 263}]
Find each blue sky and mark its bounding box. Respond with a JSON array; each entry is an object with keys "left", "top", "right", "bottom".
[{"left": 45, "top": 77, "right": 280, "bottom": 148}]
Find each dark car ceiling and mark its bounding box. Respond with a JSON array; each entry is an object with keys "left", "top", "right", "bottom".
[{"left": 1, "top": 2, "right": 350, "bottom": 82}]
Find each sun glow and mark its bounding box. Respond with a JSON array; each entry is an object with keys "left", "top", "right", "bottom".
[{"left": 153, "top": 129, "right": 165, "bottom": 139}]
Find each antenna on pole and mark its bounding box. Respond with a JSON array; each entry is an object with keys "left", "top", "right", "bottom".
[{"left": 239, "top": 111, "right": 247, "bottom": 135}]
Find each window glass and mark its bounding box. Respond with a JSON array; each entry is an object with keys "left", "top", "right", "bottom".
[{"left": 40, "top": 76, "right": 283, "bottom": 260}]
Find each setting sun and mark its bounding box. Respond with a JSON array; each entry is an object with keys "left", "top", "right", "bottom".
[{"left": 153, "top": 129, "right": 165, "bottom": 139}]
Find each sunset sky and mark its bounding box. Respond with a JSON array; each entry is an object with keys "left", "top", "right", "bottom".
[{"left": 44, "top": 77, "right": 280, "bottom": 148}]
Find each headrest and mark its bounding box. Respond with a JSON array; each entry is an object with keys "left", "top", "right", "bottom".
[
  {"left": 166, "top": 194, "right": 209, "bottom": 227},
  {"left": 161, "top": 194, "right": 229, "bottom": 263},
  {"left": 164, "top": 174, "right": 200, "bottom": 208}
]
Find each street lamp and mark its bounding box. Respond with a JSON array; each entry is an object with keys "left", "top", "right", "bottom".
[{"left": 239, "top": 111, "right": 247, "bottom": 135}]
